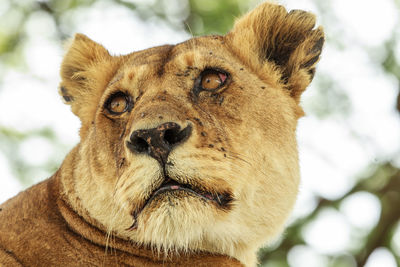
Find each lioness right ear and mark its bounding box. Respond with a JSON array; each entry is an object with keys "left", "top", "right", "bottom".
[
  {"left": 59, "top": 34, "right": 120, "bottom": 137},
  {"left": 226, "top": 2, "right": 324, "bottom": 103}
]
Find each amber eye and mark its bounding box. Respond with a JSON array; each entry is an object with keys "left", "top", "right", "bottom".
[
  {"left": 200, "top": 70, "right": 228, "bottom": 91},
  {"left": 105, "top": 92, "right": 132, "bottom": 115}
]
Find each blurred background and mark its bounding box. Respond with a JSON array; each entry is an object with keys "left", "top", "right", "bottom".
[{"left": 0, "top": 0, "right": 400, "bottom": 266}]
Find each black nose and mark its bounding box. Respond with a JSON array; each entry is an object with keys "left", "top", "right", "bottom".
[{"left": 127, "top": 122, "right": 192, "bottom": 165}]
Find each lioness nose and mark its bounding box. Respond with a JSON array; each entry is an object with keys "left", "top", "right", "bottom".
[{"left": 127, "top": 122, "right": 192, "bottom": 165}]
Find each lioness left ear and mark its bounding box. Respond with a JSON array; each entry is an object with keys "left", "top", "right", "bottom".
[
  {"left": 59, "top": 34, "right": 120, "bottom": 137},
  {"left": 226, "top": 2, "right": 324, "bottom": 102}
]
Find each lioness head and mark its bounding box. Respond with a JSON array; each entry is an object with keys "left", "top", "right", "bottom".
[{"left": 59, "top": 2, "right": 323, "bottom": 266}]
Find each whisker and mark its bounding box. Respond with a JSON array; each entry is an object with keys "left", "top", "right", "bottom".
[
  {"left": 226, "top": 155, "right": 252, "bottom": 166},
  {"left": 226, "top": 151, "right": 274, "bottom": 181},
  {"left": 226, "top": 151, "right": 253, "bottom": 166},
  {"left": 103, "top": 171, "right": 131, "bottom": 266}
]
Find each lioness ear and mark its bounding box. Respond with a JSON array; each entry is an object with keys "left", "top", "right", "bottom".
[
  {"left": 59, "top": 34, "right": 120, "bottom": 137},
  {"left": 226, "top": 2, "right": 324, "bottom": 102}
]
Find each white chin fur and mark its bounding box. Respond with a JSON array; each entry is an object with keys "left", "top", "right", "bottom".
[{"left": 128, "top": 195, "right": 219, "bottom": 253}]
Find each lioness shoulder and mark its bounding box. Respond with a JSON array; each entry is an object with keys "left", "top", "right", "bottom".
[{"left": 0, "top": 2, "right": 323, "bottom": 266}]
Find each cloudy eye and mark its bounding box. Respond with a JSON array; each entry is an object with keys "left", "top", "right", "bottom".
[
  {"left": 105, "top": 92, "right": 132, "bottom": 115},
  {"left": 199, "top": 69, "right": 228, "bottom": 91}
]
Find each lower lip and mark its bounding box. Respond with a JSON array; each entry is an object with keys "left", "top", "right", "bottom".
[{"left": 153, "top": 186, "right": 210, "bottom": 202}]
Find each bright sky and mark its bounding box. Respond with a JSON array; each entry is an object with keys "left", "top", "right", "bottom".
[{"left": 0, "top": 0, "right": 399, "bottom": 266}]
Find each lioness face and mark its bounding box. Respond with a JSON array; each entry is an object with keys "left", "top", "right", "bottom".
[{"left": 59, "top": 2, "right": 323, "bottom": 264}]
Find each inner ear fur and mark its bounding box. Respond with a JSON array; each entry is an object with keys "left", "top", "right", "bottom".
[
  {"left": 59, "top": 34, "right": 121, "bottom": 138},
  {"left": 226, "top": 2, "right": 324, "bottom": 102}
]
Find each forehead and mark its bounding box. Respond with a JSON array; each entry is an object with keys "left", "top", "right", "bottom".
[{"left": 121, "top": 35, "right": 227, "bottom": 72}]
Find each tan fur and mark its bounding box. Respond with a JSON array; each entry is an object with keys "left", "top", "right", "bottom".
[{"left": 0, "top": 2, "right": 323, "bottom": 266}]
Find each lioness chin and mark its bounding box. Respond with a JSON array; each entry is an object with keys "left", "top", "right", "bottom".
[{"left": 0, "top": 2, "right": 323, "bottom": 266}]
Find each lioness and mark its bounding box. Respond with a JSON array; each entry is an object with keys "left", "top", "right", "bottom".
[{"left": 0, "top": 2, "right": 323, "bottom": 266}]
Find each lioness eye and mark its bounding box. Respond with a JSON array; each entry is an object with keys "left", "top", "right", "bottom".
[
  {"left": 105, "top": 92, "right": 132, "bottom": 115},
  {"left": 200, "top": 70, "right": 228, "bottom": 91}
]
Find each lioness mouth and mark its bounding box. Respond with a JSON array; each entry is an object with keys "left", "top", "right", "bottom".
[{"left": 127, "top": 177, "right": 233, "bottom": 230}]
